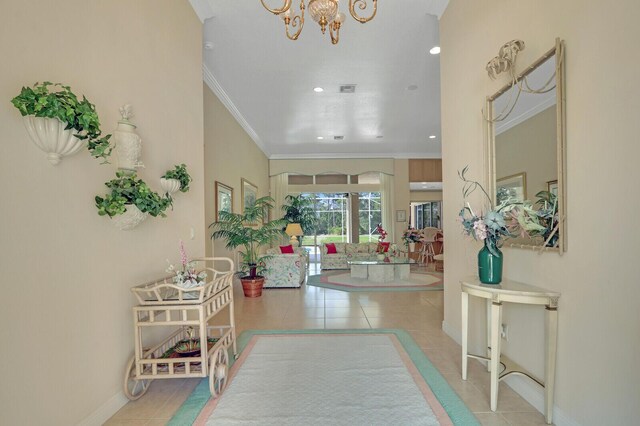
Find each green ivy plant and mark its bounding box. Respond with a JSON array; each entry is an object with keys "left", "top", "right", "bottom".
[
  {"left": 11, "top": 82, "right": 112, "bottom": 162},
  {"left": 95, "top": 172, "right": 172, "bottom": 218},
  {"left": 162, "top": 164, "right": 191, "bottom": 193}
]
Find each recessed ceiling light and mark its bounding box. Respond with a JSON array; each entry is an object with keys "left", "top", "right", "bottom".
[
  {"left": 317, "top": 136, "right": 324, "bottom": 140},
  {"left": 429, "top": 46, "right": 441, "bottom": 55},
  {"left": 407, "top": 85, "right": 418, "bottom": 91},
  {"left": 429, "top": 135, "right": 436, "bottom": 139},
  {"left": 313, "top": 87, "right": 324, "bottom": 93}
]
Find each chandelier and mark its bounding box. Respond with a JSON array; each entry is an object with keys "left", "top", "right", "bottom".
[{"left": 260, "top": 0, "right": 378, "bottom": 45}]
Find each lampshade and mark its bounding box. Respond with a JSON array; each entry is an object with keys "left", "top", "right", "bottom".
[{"left": 285, "top": 223, "right": 304, "bottom": 236}]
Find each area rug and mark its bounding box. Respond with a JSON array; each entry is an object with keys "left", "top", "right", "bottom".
[
  {"left": 169, "top": 329, "right": 478, "bottom": 426},
  {"left": 306, "top": 269, "right": 443, "bottom": 292}
]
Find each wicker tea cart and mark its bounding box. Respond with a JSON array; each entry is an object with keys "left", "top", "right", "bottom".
[{"left": 124, "top": 258, "right": 237, "bottom": 400}]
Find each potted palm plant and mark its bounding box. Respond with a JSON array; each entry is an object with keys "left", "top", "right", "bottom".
[{"left": 210, "top": 196, "right": 287, "bottom": 297}]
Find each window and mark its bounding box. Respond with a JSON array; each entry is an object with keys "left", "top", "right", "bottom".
[{"left": 358, "top": 192, "right": 381, "bottom": 243}]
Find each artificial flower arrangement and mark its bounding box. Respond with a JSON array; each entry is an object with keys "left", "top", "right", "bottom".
[
  {"left": 458, "top": 166, "right": 511, "bottom": 256},
  {"left": 165, "top": 241, "right": 207, "bottom": 289},
  {"left": 375, "top": 223, "right": 388, "bottom": 242},
  {"left": 402, "top": 228, "right": 422, "bottom": 246},
  {"left": 501, "top": 190, "right": 560, "bottom": 247},
  {"left": 375, "top": 224, "right": 389, "bottom": 254}
]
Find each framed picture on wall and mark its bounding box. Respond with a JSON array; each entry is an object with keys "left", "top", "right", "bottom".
[
  {"left": 241, "top": 178, "right": 257, "bottom": 214},
  {"left": 547, "top": 180, "right": 558, "bottom": 196},
  {"left": 215, "top": 181, "right": 233, "bottom": 222},
  {"left": 497, "top": 172, "right": 527, "bottom": 204},
  {"left": 396, "top": 210, "right": 407, "bottom": 222}
]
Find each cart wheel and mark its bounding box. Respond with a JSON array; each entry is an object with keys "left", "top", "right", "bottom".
[
  {"left": 123, "top": 357, "right": 152, "bottom": 400},
  {"left": 209, "top": 348, "right": 229, "bottom": 398}
]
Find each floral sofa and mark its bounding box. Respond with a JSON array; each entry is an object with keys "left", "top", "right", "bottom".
[
  {"left": 320, "top": 242, "right": 381, "bottom": 270},
  {"left": 262, "top": 247, "right": 307, "bottom": 288}
]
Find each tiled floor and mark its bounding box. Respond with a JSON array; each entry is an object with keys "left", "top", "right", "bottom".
[{"left": 106, "top": 264, "right": 551, "bottom": 425}]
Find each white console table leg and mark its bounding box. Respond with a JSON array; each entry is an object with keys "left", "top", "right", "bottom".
[
  {"left": 486, "top": 299, "right": 492, "bottom": 372},
  {"left": 490, "top": 301, "right": 503, "bottom": 412},
  {"left": 461, "top": 291, "right": 469, "bottom": 380},
  {"left": 545, "top": 305, "right": 558, "bottom": 424}
]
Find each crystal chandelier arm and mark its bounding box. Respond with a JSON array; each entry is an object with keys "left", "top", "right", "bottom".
[
  {"left": 261, "top": 0, "right": 292, "bottom": 15},
  {"left": 284, "top": 1, "right": 305, "bottom": 40},
  {"left": 349, "top": 0, "right": 377, "bottom": 23}
]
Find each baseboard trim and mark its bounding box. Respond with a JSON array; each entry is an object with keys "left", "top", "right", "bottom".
[
  {"left": 441, "top": 320, "right": 579, "bottom": 426},
  {"left": 442, "top": 320, "right": 461, "bottom": 345},
  {"left": 77, "top": 391, "right": 128, "bottom": 426},
  {"left": 503, "top": 376, "right": 579, "bottom": 426}
]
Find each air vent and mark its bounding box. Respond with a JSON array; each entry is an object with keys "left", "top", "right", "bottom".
[
  {"left": 334, "top": 136, "right": 344, "bottom": 141},
  {"left": 339, "top": 84, "right": 356, "bottom": 93}
]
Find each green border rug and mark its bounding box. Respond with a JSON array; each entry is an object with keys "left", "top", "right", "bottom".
[
  {"left": 306, "top": 270, "right": 443, "bottom": 292},
  {"left": 169, "top": 329, "right": 478, "bottom": 426}
]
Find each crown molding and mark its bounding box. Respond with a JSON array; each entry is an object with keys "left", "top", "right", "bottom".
[
  {"left": 269, "top": 152, "right": 442, "bottom": 160},
  {"left": 202, "top": 64, "right": 270, "bottom": 157}
]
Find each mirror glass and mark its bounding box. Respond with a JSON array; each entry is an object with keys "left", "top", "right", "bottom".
[{"left": 488, "top": 41, "right": 565, "bottom": 251}]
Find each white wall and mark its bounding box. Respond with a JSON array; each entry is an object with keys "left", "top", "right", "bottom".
[
  {"left": 204, "top": 85, "right": 270, "bottom": 259},
  {"left": 0, "top": 2, "right": 203, "bottom": 424},
  {"left": 440, "top": 1, "right": 640, "bottom": 425}
]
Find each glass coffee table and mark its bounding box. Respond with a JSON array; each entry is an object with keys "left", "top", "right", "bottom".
[{"left": 347, "top": 257, "right": 416, "bottom": 283}]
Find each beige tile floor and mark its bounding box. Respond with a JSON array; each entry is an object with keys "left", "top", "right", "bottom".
[{"left": 106, "top": 264, "right": 551, "bottom": 425}]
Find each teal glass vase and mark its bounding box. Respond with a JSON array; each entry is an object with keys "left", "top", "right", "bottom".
[{"left": 478, "top": 242, "right": 503, "bottom": 284}]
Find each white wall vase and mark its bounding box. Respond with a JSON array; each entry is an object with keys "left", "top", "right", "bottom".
[
  {"left": 160, "top": 178, "right": 181, "bottom": 195},
  {"left": 113, "top": 105, "right": 144, "bottom": 175},
  {"left": 22, "top": 116, "right": 85, "bottom": 165},
  {"left": 112, "top": 204, "right": 148, "bottom": 230}
]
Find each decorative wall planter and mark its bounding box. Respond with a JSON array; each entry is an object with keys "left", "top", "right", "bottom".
[
  {"left": 160, "top": 178, "right": 181, "bottom": 195},
  {"left": 112, "top": 205, "right": 148, "bottom": 231},
  {"left": 113, "top": 105, "right": 143, "bottom": 174},
  {"left": 22, "top": 116, "right": 85, "bottom": 165}
]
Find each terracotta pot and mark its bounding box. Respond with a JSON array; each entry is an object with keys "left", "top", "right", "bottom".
[{"left": 240, "top": 276, "right": 265, "bottom": 298}]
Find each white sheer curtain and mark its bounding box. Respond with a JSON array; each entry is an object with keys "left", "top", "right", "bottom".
[
  {"left": 379, "top": 173, "right": 394, "bottom": 242},
  {"left": 270, "top": 173, "right": 289, "bottom": 220}
]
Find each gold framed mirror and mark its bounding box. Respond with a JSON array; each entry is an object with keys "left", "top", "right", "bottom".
[{"left": 485, "top": 38, "right": 566, "bottom": 252}]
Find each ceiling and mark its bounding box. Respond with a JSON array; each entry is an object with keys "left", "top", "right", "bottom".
[{"left": 196, "top": 0, "right": 449, "bottom": 159}]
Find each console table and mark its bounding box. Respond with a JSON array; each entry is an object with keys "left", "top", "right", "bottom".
[{"left": 460, "top": 277, "right": 560, "bottom": 424}]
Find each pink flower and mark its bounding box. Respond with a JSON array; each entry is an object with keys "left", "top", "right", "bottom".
[
  {"left": 473, "top": 220, "right": 488, "bottom": 240},
  {"left": 179, "top": 240, "right": 187, "bottom": 267}
]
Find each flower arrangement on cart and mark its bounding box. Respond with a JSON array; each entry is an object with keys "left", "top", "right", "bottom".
[{"left": 166, "top": 241, "right": 207, "bottom": 289}]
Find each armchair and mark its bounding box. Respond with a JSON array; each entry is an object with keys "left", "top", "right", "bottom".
[{"left": 263, "top": 247, "right": 307, "bottom": 288}]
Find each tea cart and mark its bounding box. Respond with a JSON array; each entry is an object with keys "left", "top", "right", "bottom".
[{"left": 124, "top": 257, "right": 237, "bottom": 400}]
